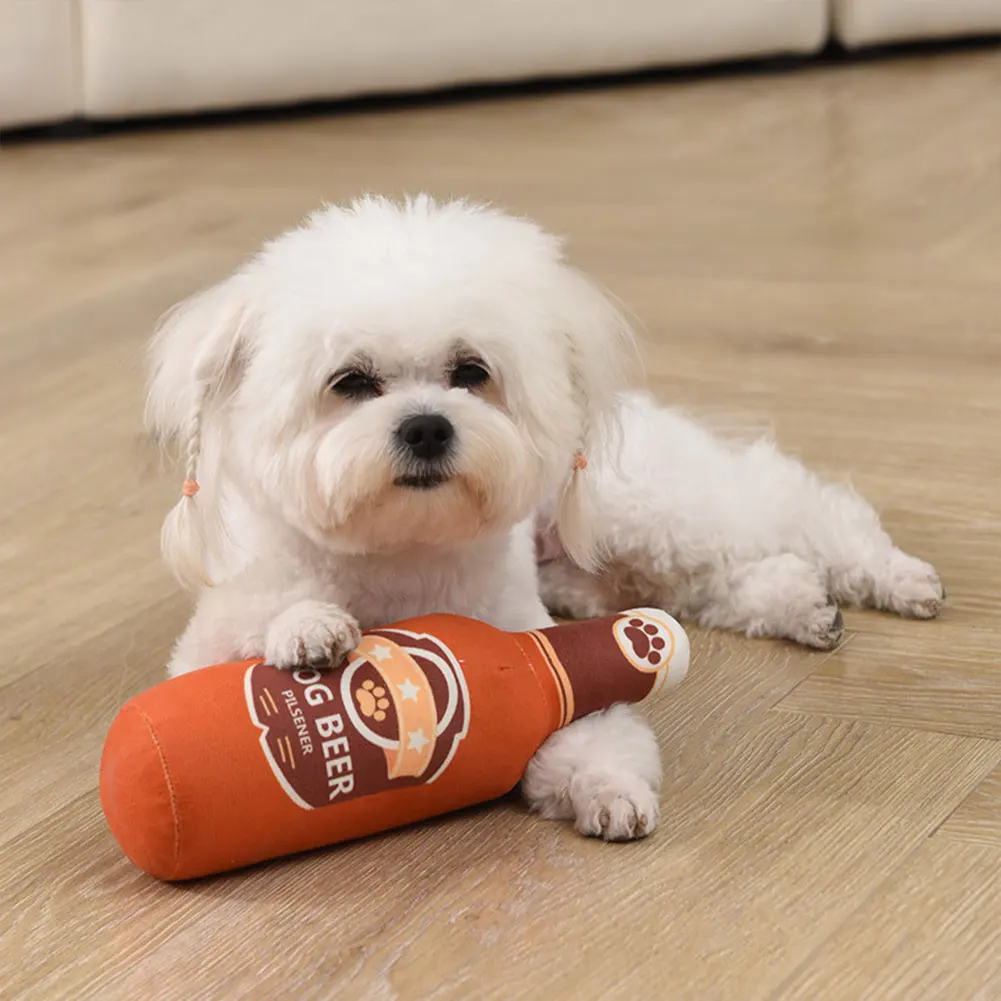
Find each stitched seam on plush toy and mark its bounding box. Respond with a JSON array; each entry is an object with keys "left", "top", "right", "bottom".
[
  {"left": 521, "top": 632, "right": 565, "bottom": 725},
  {"left": 133, "top": 704, "right": 181, "bottom": 880},
  {"left": 511, "top": 633, "right": 562, "bottom": 738},
  {"left": 526, "top": 630, "right": 575, "bottom": 727}
]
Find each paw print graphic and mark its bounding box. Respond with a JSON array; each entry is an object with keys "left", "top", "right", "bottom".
[
  {"left": 623, "top": 617, "right": 668, "bottom": 667},
  {"left": 356, "top": 679, "right": 391, "bottom": 721}
]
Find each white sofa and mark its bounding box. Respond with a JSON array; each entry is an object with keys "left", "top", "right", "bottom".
[{"left": 2, "top": 0, "right": 999, "bottom": 130}]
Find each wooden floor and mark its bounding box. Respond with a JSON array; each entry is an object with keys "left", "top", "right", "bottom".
[{"left": 2, "top": 46, "right": 1001, "bottom": 1001}]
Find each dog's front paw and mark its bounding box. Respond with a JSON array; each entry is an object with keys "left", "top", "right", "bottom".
[
  {"left": 571, "top": 773, "right": 660, "bottom": 842},
  {"left": 265, "top": 601, "right": 362, "bottom": 669}
]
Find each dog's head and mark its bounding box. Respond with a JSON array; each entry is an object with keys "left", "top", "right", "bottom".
[{"left": 147, "top": 196, "right": 637, "bottom": 586}]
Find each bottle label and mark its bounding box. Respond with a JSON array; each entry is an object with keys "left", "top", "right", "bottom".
[
  {"left": 532, "top": 608, "right": 689, "bottom": 725},
  {"left": 245, "top": 629, "right": 471, "bottom": 810}
]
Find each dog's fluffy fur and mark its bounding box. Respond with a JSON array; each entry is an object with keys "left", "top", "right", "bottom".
[{"left": 148, "top": 195, "right": 943, "bottom": 842}]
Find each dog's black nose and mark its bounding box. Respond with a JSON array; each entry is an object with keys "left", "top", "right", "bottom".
[{"left": 396, "top": 414, "right": 454, "bottom": 461}]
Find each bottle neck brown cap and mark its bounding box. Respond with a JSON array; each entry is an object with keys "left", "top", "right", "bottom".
[{"left": 525, "top": 608, "right": 690, "bottom": 726}]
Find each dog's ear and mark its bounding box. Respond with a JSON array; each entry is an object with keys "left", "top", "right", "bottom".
[
  {"left": 146, "top": 276, "right": 251, "bottom": 442},
  {"left": 146, "top": 276, "right": 254, "bottom": 589},
  {"left": 552, "top": 269, "right": 640, "bottom": 572}
]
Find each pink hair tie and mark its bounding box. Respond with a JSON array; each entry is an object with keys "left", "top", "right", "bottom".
[
  {"left": 572, "top": 452, "right": 588, "bottom": 472},
  {"left": 181, "top": 479, "right": 200, "bottom": 498}
]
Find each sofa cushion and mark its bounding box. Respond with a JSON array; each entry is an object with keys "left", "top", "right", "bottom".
[{"left": 833, "top": 0, "right": 1001, "bottom": 48}]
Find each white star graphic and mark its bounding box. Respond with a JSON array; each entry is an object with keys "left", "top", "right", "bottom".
[
  {"left": 397, "top": 678, "right": 421, "bottom": 702},
  {"left": 407, "top": 729, "right": 429, "bottom": 753},
  {"left": 370, "top": 643, "right": 393, "bottom": 663}
]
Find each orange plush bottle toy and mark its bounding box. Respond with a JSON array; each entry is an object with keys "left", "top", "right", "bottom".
[{"left": 101, "top": 608, "right": 689, "bottom": 880}]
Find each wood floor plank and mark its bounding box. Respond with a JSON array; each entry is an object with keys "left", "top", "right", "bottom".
[
  {"left": 779, "top": 622, "right": 1001, "bottom": 740},
  {"left": 774, "top": 839, "right": 1001, "bottom": 1001},
  {"left": 939, "top": 763, "right": 1001, "bottom": 848},
  {"left": 0, "top": 595, "right": 184, "bottom": 848}
]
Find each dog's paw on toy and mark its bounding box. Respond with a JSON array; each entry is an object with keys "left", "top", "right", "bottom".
[{"left": 264, "top": 600, "right": 362, "bottom": 669}]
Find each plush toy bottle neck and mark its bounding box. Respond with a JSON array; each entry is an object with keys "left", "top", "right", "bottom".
[{"left": 522, "top": 608, "right": 690, "bottom": 733}]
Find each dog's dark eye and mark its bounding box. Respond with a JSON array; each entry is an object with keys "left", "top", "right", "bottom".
[
  {"left": 329, "top": 370, "right": 381, "bottom": 399},
  {"left": 450, "top": 361, "right": 490, "bottom": 390}
]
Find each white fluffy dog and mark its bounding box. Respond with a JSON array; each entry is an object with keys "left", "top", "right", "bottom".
[{"left": 147, "top": 195, "right": 943, "bottom": 842}]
